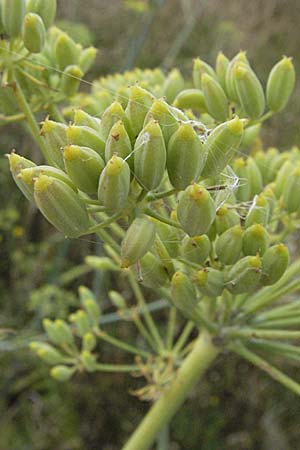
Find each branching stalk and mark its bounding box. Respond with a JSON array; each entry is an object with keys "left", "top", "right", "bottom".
[{"left": 122, "top": 330, "right": 219, "bottom": 450}]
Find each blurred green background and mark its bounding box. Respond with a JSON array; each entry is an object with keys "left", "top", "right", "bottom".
[{"left": 1, "top": 1, "right": 300, "bottom": 449}]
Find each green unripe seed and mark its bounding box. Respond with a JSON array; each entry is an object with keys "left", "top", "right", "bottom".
[
  {"left": 245, "top": 193, "right": 270, "bottom": 227},
  {"left": 82, "top": 333, "right": 97, "bottom": 352},
  {"left": 81, "top": 351, "right": 97, "bottom": 372},
  {"left": 85, "top": 256, "right": 119, "bottom": 272},
  {"left": 109, "top": 291, "right": 127, "bottom": 310},
  {"left": 134, "top": 120, "right": 166, "bottom": 191},
  {"left": 267, "top": 152, "right": 289, "bottom": 184},
  {"left": 226, "top": 255, "right": 262, "bottom": 295},
  {"left": 131, "top": 252, "right": 169, "bottom": 288},
  {"left": 233, "top": 62, "right": 265, "bottom": 119},
  {"left": 282, "top": 165, "right": 300, "bottom": 213},
  {"left": 263, "top": 183, "right": 277, "bottom": 216},
  {"left": 216, "top": 51, "right": 230, "bottom": 91},
  {"left": 100, "top": 101, "right": 133, "bottom": 142},
  {"left": 69, "top": 310, "right": 92, "bottom": 336},
  {"left": 43, "top": 318, "right": 73, "bottom": 346},
  {"left": 274, "top": 160, "right": 293, "bottom": 198},
  {"left": 125, "top": 85, "right": 154, "bottom": 137},
  {"left": 64, "top": 145, "right": 104, "bottom": 194},
  {"left": 30, "top": 342, "right": 64, "bottom": 365},
  {"left": 37, "top": 347, "right": 64, "bottom": 365},
  {"left": 194, "top": 268, "right": 224, "bottom": 297},
  {"left": 167, "top": 123, "right": 205, "bottom": 190},
  {"left": 171, "top": 271, "right": 198, "bottom": 317},
  {"left": 201, "top": 73, "right": 229, "bottom": 122},
  {"left": 79, "top": 46, "right": 97, "bottom": 73},
  {"left": 79, "top": 286, "right": 101, "bottom": 325},
  {"left": 105, "top": 120, "right": 133, "bottom": 169},
  {"left": 246, "top": 157, "right": 263, "bottom": 198},
  {"left": 201, "top": 117, "right": 244, "bottom": 178},
  {"left": 73, "top": 109, "right": 101, "bottom": 131},
  {"left": 173, "top": 89, "right": 206, "bottom": 113},
  {"left": 60, "top": 65, "right": 83, "bottom": 97},
  {"left": 40, "top": 119, "right": 67, "bottom": 169},
  {"left": 22, "top": 13, "right": 45, "bottom": 53},
  {"left": 121, "top": 215, "right": 156, "bottom": 268},
  {"left": 266, "top": 57, "right": 295, "bottom": 112},
  {"left": 215, "top": 225, "right": 243, "bottom": 265},
  {"left": 215, "top": 205, "right": 240, "bottom": 235},
  {"left": 26, "top": 0, "right": 56, "bottom": 28},
  {"left": 153, "top": 218, "right": 180, "bottom": 258},
  {"left": 66, "top": 125, "right": 105, "bottom": 159},
  {"left": 240, "top": 123, "right": 261, "bottom": 148},
  {"left": 34, "top": 175, "right": 89, "bottom": 238},
  {"left": 98, "top": 155, "right": 130, "bottom": 212},
  {"left": 263, "top": 147, "right": 280, "bottom": 183},
  {"left": 7, "top": 152, "right": 36, "bottom": 202},
  {"left": 177, "top": 184, "right": 216, "bottom": 237},
  {"left": 115, "top": 86, "right": 130, "bottom": 109},
  {"left": 21, "top": 165, "right": 76, "bottom": 197},
  {"left": 1, "top": 0, "right": 26, "bottom": 37},
  {"left": 55, "top": 32, "right": 79, "bottom": 70},
  {"left": 242, "top": 224, "right": 269, "bottom": 256},
  {"left": 261, "top": 244, "right": 289, "bottom": 286},
  {"left": 193, "top": 58, "right": 217, "bottom": 89},
  {"left": 253, "top": 150, "right": 269, "bottom": 185},
  {"left": 225, "top": 51, "right": 248, "bottom": 101},
  {"left": 162, "top": 68, "right": 185, "bottom": 103},
  {"left": 233, "top": 158, "right": 250, "bottom": 202},
  {"left": 51, "top": 365, "right": 75, "bottom": 382},
  {"left": 144, "top": 99, "right": 179, "bottom": 144},
  {"left": 181, "top": 235, "right": 211, "bottom": 265}
]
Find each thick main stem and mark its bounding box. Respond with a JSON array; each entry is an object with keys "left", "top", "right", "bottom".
[{"left": 122, "top": 330, "right": 219, "bottom": 450}]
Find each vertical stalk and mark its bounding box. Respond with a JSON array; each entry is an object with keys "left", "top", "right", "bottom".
[
  {"left": 12, "top": 71, "right": 51, "bottom": 162},
  {"left": 122, "top": 330, "right": 219, "bottom": 450},
  {"left": 128, "top": 273, "right": 165, "bottom": 352},
  {"left": 166, "top": 307, "right": 177, "bottom": 350},
  {"left": 156, "top": 425, "right": 169, "bottom": 450}
]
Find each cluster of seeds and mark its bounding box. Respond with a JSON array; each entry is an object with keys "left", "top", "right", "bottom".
[{"left": 8, "top": 47, "right": 297, "bottom": 327}]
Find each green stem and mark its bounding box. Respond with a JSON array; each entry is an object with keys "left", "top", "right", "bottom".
[
  {"left": 166, "top": 307, "right": 177, "bottom": 350},
  {"left": 244, "top": 279, "right": 300, "bottom": 314},
  {"left": 173, "top": 321, "right": 194, "bottom": 354},
  {"left": 253, "top": 301, "right": 300, "bottom": 322},
  {"left": 145, "top": 208, "right": 182, "bottom": 230},
  {"left": 156, "top": 425, "right": 169, "bottom": 450},
  {"left": 146, "top": 188, "right": 177, "bottom": 202},
  {"left": 97, "top": 212, "right": 125, "bottom": 239},
  {"left": 0, "top": 112, "right": 26, "bottom": 122},
  {"left": 154, "top": 235, "right": 175, "bottom": 278},
  {"left": 122, "top": 330, "right": 219, "bottom": 450},
  {"left": 132, "top": 311, "right": 158, "bottom": 352},
  {"left": 12, "top": 71, "right": 51, "bottom": 162},
  {"left": 247, "top": 110, "right": 274, "bottom": 127},
  {"left": 241, "top": 260, "right": 300, "bottom": 314},
  {"left": 253, "top": 316, "right": 300, "bottom": 328},
  {"left": 96, "top": 229, "right": 120, "bottom": 253},
  {"left": 225, "top": 327, "right": 300, "bottom": 340},
  {"left": 95, "top": 330, "right": 150, "bottom": 359},
  {"left": 95, "top": 363, "right": 139, "bottom": 373},
  {"left": 229, "top": 341, "right": 300, "bottom": 395},
  {"left": 128, "top": 273, "right": 165, "bottom": 352},
  {"left": 248, "top": 339, "right": 300, "bottom": 357},
  {"left": 87, "top": 212, "right": 122, "bottom": 234}
]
